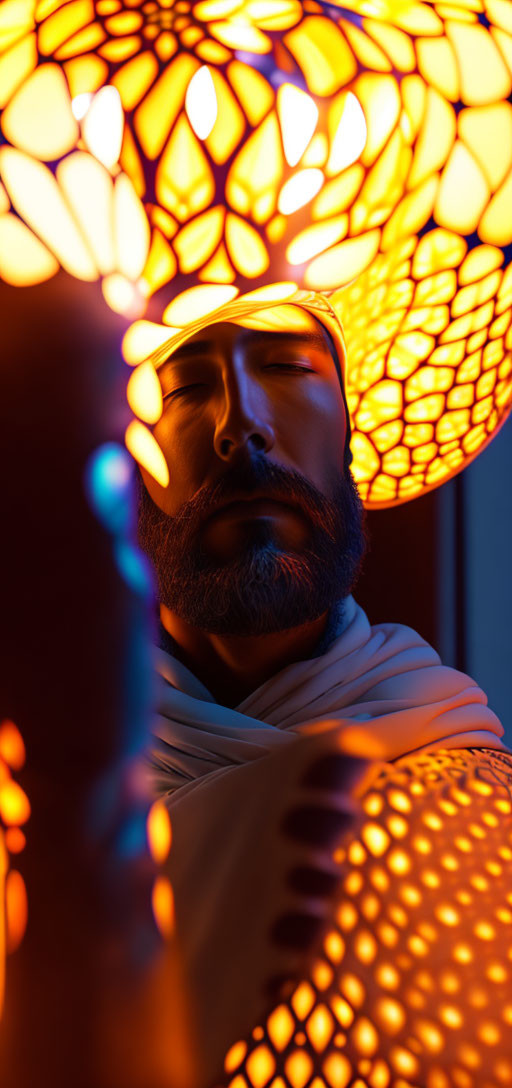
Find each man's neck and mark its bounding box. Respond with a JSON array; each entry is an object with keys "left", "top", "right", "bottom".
[{"left": 159, "top": 605, "right": 332, "bottom": 708}]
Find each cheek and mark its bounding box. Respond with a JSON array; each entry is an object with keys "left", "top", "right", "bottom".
[
  {"left": 279, "top": 385, "right": 347, "bottom": 486},
  {"left": 149, "top": 410, "right": 214, "bottom": 513}
]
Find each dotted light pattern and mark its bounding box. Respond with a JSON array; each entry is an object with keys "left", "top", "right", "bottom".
[
  {"left": 1, "top": 2, "right": 512, "bottom": 504},
  {"left": 335, "top": 232, "right": 512, "bottom": 505},
  {"left": 0, "top": 720, "right": 29, "bottom": 1021},
  {"left": 217, "top": 748, "right": 512, "bottom": 1088}
]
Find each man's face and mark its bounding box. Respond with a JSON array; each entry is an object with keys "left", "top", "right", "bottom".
[{"left": 137, "top": 314, "right": 366, "bottom": 636}]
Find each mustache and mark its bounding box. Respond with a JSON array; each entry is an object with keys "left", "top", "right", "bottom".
[{"left": 171, "top": 456, "right": 340, "bottom": 542}]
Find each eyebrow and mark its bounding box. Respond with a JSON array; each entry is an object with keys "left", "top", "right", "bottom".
[{"left": 159, "top": 329, "right": 329, "bottom": 367}]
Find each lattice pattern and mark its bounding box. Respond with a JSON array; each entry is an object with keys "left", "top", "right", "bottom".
[
  {"left": 1, "top": 0, "right": 512, "bottom": 503},
  {"left": 217, "top": 747, "right": 512, "bottom": 1088},
  {"left": 337, "top": 233, "right": 512, "bottom": 506}
]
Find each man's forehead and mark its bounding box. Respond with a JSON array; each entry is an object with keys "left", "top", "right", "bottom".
[{"left": 170, "top": 308, "right": 331, "bottom": 360}]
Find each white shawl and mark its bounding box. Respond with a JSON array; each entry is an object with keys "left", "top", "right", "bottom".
[{"left": 149, "top": 597, "right": 510, "bottom": 1087}]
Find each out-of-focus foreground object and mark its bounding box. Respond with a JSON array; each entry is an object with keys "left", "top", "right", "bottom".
[{"left": 0, "top": 274, "right": 195, "bottom": 1088}]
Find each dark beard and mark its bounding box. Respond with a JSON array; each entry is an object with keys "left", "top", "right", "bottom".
[{"left": 136, "top": 456, "right": 366, "bottom": 637}]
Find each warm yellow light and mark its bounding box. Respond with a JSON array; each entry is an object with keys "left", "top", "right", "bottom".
[
  {"left": 185, "top": 65, "right": 217, "bottom": 140},
  {"left": 0, "top": 147, "right": 98, "bottom": 279},
  {"left": 101, "top": 273, "right": 144, "bottom": 316},
  {"left": 114, "top": 173, "right": 150, "bottom": 280},
  {"left": 2, "top": 63, "right": 78, "bottom": 160},
  {"left": 0, "top": 781, "right": 30, "bottom": 826},
  {"left": 0, "top": 213, "right": 59, "bottom": 286},
  {"left": 277, "top": 83, "right": 318, "bottom": 168},
  {"left": 71, "top": 92, "right": 93, "bottom": 121},
  {"left": 146, "top": 800, "right": 172, "bottom": 864},
  {"left": 163, "top": 283, "right": 239, "bottom": 326},
  {"left": 0, "top": 723, "right": 25, "bottom": 771},
  {"left": 327, "top": 91, "right": 367, "bottom": 176},
  {"left": 122, "top": 320, "right": 178, "bottom": 367},
  {"left": 83, "top": 85, "right": 123, "bottom": 169},
  {"left": 127, "top": 360, "right": 163, "bottom": 424},
  {"left": 151, "top": 875, "right": 174, "bottom": 939},
  {"left": 286, "top": 217, "right": 348, "bottom": 266},
  {"left": 278, "top": 168, "right": 324, "bottom": 215},
  {"left": 125, "top": 420, "right": 170, "bottom": 487},
  {"left": 57, "top": 152, "right": 115, "bottom": 275},
  {"left": 5, "top": 869, "right": 27, "bottom": 954}
]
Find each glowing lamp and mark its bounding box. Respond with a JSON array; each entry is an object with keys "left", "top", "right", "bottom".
[{"left": 0, "top": 0, "right": 511, "bottom": 509}]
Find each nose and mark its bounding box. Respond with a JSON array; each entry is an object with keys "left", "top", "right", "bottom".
[{"left": 213, "top": 368, "right": 275, "bottom": 462}]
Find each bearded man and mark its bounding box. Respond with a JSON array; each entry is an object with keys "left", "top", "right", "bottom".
[{"left": 136, "top": 296, "right": 512, "bottom": 1088}]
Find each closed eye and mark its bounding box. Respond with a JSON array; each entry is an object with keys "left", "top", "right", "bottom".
[
  {"left": 163, "top": 383, "right": 208, "bottom": 401},
  {"left": 263, "top": 363, "right": 314, "bottom": 373}
]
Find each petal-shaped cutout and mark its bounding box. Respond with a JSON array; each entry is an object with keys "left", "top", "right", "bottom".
[
  {"left": 205, "top": 68, "right": 245, "bottom": 165},
  {"left": 140, "top": 229, "right": 177, "bottom": 296},
  {"left": 57, "top": 151, "right": 115, "bottom": 275},
  {"left": 284, "top": 16, "right": 357, "bottom": 96},
  {"left": 408, "top": 88, "right": 456, "bottom": 190},
  {"left": 278, "top": 169, "right": 324, "bottom": 215},
  {"left": 38, "top": 0, "right": 95, "bottom": 56},
  {"left": 0, "top": 147, "right": 97, "bottom": 279},
  {"left": 327, "top": 92, "right": 367, "bottom": 176},
  {"left": 226, "top": 112, "right": 284, "bottom": 221},
  {"left": 225, "top": 213, "right": 269, "bottom": 277},
  {"left": 416, "top": 36, "right": 459, "bottom": 102},
  {"left": 2, "top": 63, "right": 78, "bottom": 160},
  {"left": 127, "top": 360, "right": 163, "bottom": 424},
  {"left": 111, "top": 51, "right": 158, "bottom": 112},
  {"left": 83, "top": 85, "right": 123, "bottom": 169},
  {"left": 459, "top": 102, "right": 512, "bottom": 192},
  {"left": 479, "top": 169, "right": 512, "bottom": 245},
  {"left": 277, "top": 83, "right": 318, "bottom": 168},
  {"left": 199, "top": 242, "right": 235, "bottom": 284},
  {"left": 227, "top": 60, "right": 274, "bottom": 128},
  {"left": 305, "top": 229, "right": 380, "bottom": 290},
  {"left": 355, "top": 74, "right": 400, "bottom": 166},
  {"left": 435, "top": 142, "right": 490, "bottom": 235},
  {"left": 185, "top": 65, "right": 217, "bottom": 140},
  {"left": 286, "top": 216, "right": 348, "bottom": 266},
  {"left": 114, "top": 172, "right": 150, "bottom": 279},
  {"left": 63, "top": 54, "right": 109, "bottom": 98},
  {"left": 447, "top": 21, "right": 511, "bottom": 106},
  {"left": 162, "top": 283, "right": 238, "bottom": 326},
  {"left": 0, "top": 212, "right": 58, "bottom": 285},
  {"left": 156, "top": 115, "right": 215, "bottom": 222},
  {"left": 125, "top": 420, "right": 169, "bottom": 487},
  {"left": 174, "top": 205, "right": 225, "bottom": 273},
  {"left": 208, "top": 20, "right": 271, "bottom": 53},
  {"left": 134, "top": 54, "right": 199, "bottom": 160},
  {"left": 0, "top": 0, "right": 34, "bottom": 54},
  {"left": 0, "top": 33, "right": 37, "bottom": 110},
  {"left": 122, "top": 320, "right": 178, "bottom": 366}
]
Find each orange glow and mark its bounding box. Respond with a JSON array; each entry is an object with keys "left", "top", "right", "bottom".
[
  {"left": 0, "top": 721, "right": 25, "bottom": 770},
  {"left": 1, "top": 6, "right": 511, "bottom": 505},
  {"left": 5, "top": 869, "right": 27, "bottom": 953},
  {"left": 0, "top": 780, "right": 30, "bottom": 826},
  {"left": 151, "top": 874, "right": 174, "bottom": 939},
  {"left": 146, "top": 800, "right": 172, "bottom": 864}
]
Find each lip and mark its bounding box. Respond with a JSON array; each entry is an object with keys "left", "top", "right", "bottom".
[{"left": 209, "top": 494, "right": 297, "bottom": 520}]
